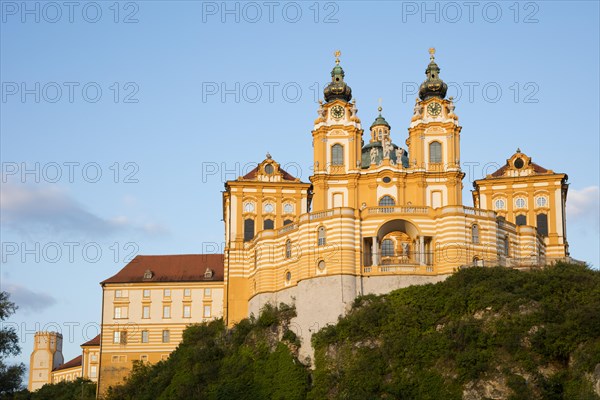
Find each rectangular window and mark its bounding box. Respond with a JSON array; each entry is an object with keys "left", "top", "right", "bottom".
[
  {"left": 183, "top": 305, "right": 191, "bottom": 318},
  {"left": 142, "top": 306, "right": 150, "bottom": 319},
  {"left": 120, "top": 331, "right": 127, "bottom": 345},
  {"left": 115, "top": 289, "right": 122, "bottom": 298},
  {"left": 184, "top": 288, "right": 191, "bottom": 297},
  {"left": 143, "top": 289, "right": 150, "bottom": 298},
  {"left": 90, "top": 365, "right": 97, "bottom": 378},
  {"left": 204, "top": 288, "right": 211, "bottom": 297},
  {"left": 163, "top": 305, "right": 171, "bottom": 319},
  {"left": 141, "top": 330, "right": 149, "bottom": 343},
  {"left": 203, "top": 305, "right": 211, "bottom": 318},
  {"left": 111, "top": 355, "right": 119, "bottom": 363},
  {"left": 91, "top": 354, "right": 97, "bottom": 362},
  {"left": 163, "top": 289, "right": 171, "bottom": 298},
  {"left": 162, "top": 330, "right": 170, "bottom": 343},
  {"left": 114, "top": 306, "right": 128, "bottom": 319},
  {"left": 140, "top": 355, "right": 148, "bottom": 362},
  {"left": 113, "top": 331, "right": 121, "bottom": 344}
]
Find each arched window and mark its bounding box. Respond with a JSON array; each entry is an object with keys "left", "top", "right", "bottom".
[
  {"left": 536, "top": 196, "right": 548, "bottom": 208},
  {"left": 379, "top": 195, "right": 396, "bottom": 206},
  {"left": 244, "top": 219, "right": 254, "bottom": 242},
  {"left": 331, "top": 144, "right": 344, "bottom": 166},
  {"left": 317, "top": 227, "right": 326, "bottom": 246},
  {"left": 516, "top": 215, "right": 527, "bottom": 226},
  {"left": 263, "top": 219, "right": 274, "bottom": 230},
  {"left": 381, "top": 239, "right": 394, "bottom": 257},
  {"left": 504, "top": 236, "right": 510, "bottom": 256},
  {"left": 283, "top": 219, "right": 293, "bottom": 226},
  {"left": 472, "top": 224, "right": 480, "bottom": 244},
  {"left": 429, "top": 141, "right": 442, "bottom": 163},
  {"left": 536, "top": 214, "right": 548, "bottom": 236},
  {"left": 515, "top": 198, "right": 526, "bottom": 208},
  {"left": 285, "top": 240, "right": 292, "bottom": 259}
]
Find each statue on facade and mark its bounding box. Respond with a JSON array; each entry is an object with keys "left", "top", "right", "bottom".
[
  {"left": 382, "top": 138, "right": 393, "bottom": 159},
  {"left": 411, "top": 98, "right": 423, "bottom": 121},
  {"left": 402, "top": 242, "right": 410, "bottom": 259},
  {"left": 396, "top": 147, "right": 410, "bottom": 168},
  {"left": 447, "top": 96, "right": 458, "bottom": 120},
  {"left": 317, "top": 100, "right": 326, "bottom": 119},
  {"left": 370, "top": 147, "right": 378, "bottom": 164}
]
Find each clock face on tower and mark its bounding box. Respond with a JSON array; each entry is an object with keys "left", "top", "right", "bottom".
[
  {"left": 331, "top": 105, "right": 345, "bottom": 120},
  {"left": 427, "top": 102, "right": 442, "bottom": 116}
]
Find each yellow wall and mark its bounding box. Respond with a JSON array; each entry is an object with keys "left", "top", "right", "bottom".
[
  {"left": 52, "top": 366, "right": 81, "bottom": 384},
  {"left": 97, "top": 282, "right": 224, "bottom": 395},
  {"left": 473, "top": 151, "right": 568, "bottom": 261}
]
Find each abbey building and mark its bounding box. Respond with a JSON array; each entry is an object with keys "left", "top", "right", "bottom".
[{"left": 29, "top": 50, "right": 572, "bottom": 395}]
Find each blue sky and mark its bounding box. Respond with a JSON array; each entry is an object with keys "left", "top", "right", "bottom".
[{"left": 1, "top": 0, "right": 599, "bottom": 379}]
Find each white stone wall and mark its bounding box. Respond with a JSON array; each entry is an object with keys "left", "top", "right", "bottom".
[
  {"left": 249, "top": 273, "right": 447, "bottom": 362},
  {"left": 360, "top": 274, "right": 450, "bottom": 296}
]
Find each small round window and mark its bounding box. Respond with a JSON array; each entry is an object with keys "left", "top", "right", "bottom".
[
  {"left": 515, "top": 198, "right": 526, "bottom": 208},
  {"left": 264, "top": 164, "right": 274, "bottom": 175},
  {"left": 382, "top": 177, "right": 391, "bottom": 183},
  {"left": 283, "top": 203, "right": 293, "bottom": 213},
  {"left": 514, "top": 158, "right": 524, "bottom": 169},
  {"left": 494, "top": 199, "right": 506, "bottom": 210},
  {"left": 317, "top": 260, "right": 326, "bottom": 271}
]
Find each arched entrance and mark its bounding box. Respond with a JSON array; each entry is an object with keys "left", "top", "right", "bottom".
[{"left": 363, "top": 219, "right": 432, "bottom": 268}]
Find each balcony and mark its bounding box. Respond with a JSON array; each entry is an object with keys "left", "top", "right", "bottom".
[
  {"left": 365, "top": 206, "right": 429, "bottom": 215},
  {"left": 363, "top": 252, "right": 434, "bottom": 274}
]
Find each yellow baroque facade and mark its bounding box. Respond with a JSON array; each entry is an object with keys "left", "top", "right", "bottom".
[
  {"left": 28, "top": 49, "right": 576, "bottom": 396},
  {"left": 222, "top": 51, "right": 573, "bottom": 358}
]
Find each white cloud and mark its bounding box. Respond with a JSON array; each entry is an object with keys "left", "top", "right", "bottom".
[
  {"left": 3, "top": 283, "right": 57, "bottom": 314},
  {"left": 1, "top": 183, "right": 115, "bottom": 237},
  {"left": 567, "top": 186, "right": 599, "bottom": 231},
  {"left": 0, "top": 183, "right": 168, "bottom": 238}
]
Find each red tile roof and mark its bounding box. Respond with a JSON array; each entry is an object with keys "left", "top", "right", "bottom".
[
  {"left": 81, "top": 334, "right": 100, "bottom": 347},
  {"left": 101, "top": 254, "right": 224, "bottom": 285},
  {"left": 53, "top": 355, "right": 82, "bottom": 372},
  {"left": 242, "top": 165, "right": 298, "bottom": 181},
  {"left": 490, "top": 162, "right": 549, "bottom": 177}
]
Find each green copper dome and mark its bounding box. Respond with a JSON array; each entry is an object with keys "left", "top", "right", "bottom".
[
  {"left": 370, "top": 112, "right": 390, "bottom": 129},
  {"left": 418, "top": 49, "right": 448, "bottom": 101}
]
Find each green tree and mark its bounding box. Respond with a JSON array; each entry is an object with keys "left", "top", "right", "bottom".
[{"left": 0, "top": 292, "right": 25, "bottom": 396}]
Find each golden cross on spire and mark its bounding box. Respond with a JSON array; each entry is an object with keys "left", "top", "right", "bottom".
[
  {"left": 378, "top": 98, "right": 383, "bottom": 113},
  {"left": 334, "top": 50, "right": 341, "bottom": 65},
  {"left": 429, "top": 47, "right": 436, "bottom": 61}
]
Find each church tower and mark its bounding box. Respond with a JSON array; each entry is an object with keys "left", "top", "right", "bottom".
[
  {"left": 28, "top": 332, "right": 64, "bottom": 391},
  {"left": 310, "top": 51, "right": 364, "bottom": 212},
  {"left": 406, "top": 49, "right": 464, "bottom": 208}
]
